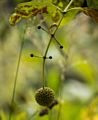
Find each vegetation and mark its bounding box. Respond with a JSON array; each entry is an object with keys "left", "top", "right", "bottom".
[{"left": 0, "top": 0, "right": 98, "bottom": 120}]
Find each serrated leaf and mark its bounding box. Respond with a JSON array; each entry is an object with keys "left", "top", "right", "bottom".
[
  {"left": 15, "top": 1, "right": 49, "bottom": 18},
  {"left": 9, "top": 0, "right": 62, "bottom": 26},
  {"left": 83, "top": 8, "right": 98, "bottom": 23}
]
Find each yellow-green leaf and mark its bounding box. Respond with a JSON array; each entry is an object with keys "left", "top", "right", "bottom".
[
  {"left": 9, "top": 0, "right": 61, "bottom": 25},
  {"left": 9, "top": 13, "right": 21, "bottom": 26}
]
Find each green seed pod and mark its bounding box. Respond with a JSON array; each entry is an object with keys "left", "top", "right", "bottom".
[{"left": 35, "top": 87, "right": 55, "bottom": 106}]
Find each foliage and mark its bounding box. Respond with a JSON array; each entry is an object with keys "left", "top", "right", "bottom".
[{"left": 0, "top": 0, "right": 98, "bottom": 120}]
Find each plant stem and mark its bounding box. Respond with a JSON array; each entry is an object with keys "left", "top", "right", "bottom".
[
  {"left": 42, "top": 0, "right": 74, "bottom": 89},
  {"left": 64, "top": 0, "right": 74, "bottom": 12},
  {"left": 8, "top": 26, "right": 27, "bottom": 120},
  {"left": 42, "top": 58, "right": 45, "bottom": 89},
  {"left": 42, "top": 36, "right": 52, "bottom": 89}
]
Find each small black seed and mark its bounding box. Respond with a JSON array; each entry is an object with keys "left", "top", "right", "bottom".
[
  {"left": 49, "top": 56, "right": 52, "bottom": 59},
  {"left": 37, "top": 26, "right": 41, "bottom": 29},
  {"left": 30, "top": 54, "right": 34, "bottom": 57},
  {"left": 60, "top": 46, "right": 63, "bottom": 49}
]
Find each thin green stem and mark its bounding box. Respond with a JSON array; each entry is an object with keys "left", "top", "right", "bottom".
[
  {"left": 42, "top": 15, "right": 63, "bottom": 89},
  {"left": 53, "top": 15, "right": 64, "bottom": 35},
  {"left": 53, "top": 36, "right": 62, "bottom": 46},
  {"left": 42, "top": 58, "right": 45, "bottom": 89},
  {"left": 64, "top": 0, "right": 74, "bottom": 12},
  {"left": 8, "top": 26, "right": 27, "bottom": 120},
  {"left": 44, "top": 37, "right": 53, "bottom": 57},
  {"left": 8, "top": 41, "right": 24, "bottom": 120},
  {"left": 42, "top": 0, "right": 75, "bottom": 89},
  {"left": 42, "top": 36, "right": 52, "bottom": 89},
  {"left": 53, "top": 0, "right": 75, "bottom": 35}
]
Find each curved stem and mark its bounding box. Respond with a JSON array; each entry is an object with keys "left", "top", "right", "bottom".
[
  {"left": 8, "top": 26, "right": 27, "bottom": 120},
  {"left": 9, "top": 41, "right": 24, "bottom": 120}
]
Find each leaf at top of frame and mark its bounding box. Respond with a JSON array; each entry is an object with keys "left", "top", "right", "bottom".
[
  {"left": 9, "top": 0, "right": 62, "bottom": 26},
  {"left": 15, "top": 1, "right": 49, "bottom": 18},
  {"left": 82, "top": 8, "right": 98, "bottom": 23}
]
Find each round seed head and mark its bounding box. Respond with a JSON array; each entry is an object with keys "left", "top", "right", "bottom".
[{"left": 35, "top": 87, "right": 55, "bottom": 106}]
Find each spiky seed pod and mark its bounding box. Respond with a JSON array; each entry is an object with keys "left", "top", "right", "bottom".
[{"left": 35, "top": 87, "right": 55, "bottom": 106}]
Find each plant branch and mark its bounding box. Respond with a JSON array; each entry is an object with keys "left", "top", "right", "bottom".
[{"left": 64, "top": 0, "right": 74, "bottom": 12}]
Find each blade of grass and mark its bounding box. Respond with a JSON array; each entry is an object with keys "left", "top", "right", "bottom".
[{"left": 8, "top": 24, "right": 27, "bottom": 120}]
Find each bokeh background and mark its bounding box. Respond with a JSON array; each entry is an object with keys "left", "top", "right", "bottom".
[{"left": 0, "top": 0, "right": 98, "bottom": 120}]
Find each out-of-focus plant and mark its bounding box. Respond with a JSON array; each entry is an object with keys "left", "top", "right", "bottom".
[{"left": 1, "top": 0, "right": 98, "bottom": 120}]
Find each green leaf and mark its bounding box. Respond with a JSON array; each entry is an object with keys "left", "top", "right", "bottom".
[
  {"left": 9, "top": 13, "right": 21, "bottom": 26},
  {"left": 15, "top": 1, "right": 49, "bottom": 18},
  {"left": 9, "top": 0, "right": 62, "bottom": 25}
]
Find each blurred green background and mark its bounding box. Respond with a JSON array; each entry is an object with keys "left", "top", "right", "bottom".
[{"left": 0, "top": 0, "right": 98, "bottom": 120}]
